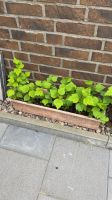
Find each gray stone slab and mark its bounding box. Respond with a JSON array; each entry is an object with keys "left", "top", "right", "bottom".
[
  {"left": 38, "top": 194, "right": 60, "bottom": 200},
  {"left": 0, "top": 125, "right": 55, "bottom": 160},
  {"left": 0, "top": 148, "right": 47, "bottom": 200},
  {"left": 0, "top": 122, "right": 8, "bottom": 138},
  {"left": 107, "top": 178, "right": 112, "bottom": 200},
  {"left": 109, "top": 151, "right": 112, "bottom": 177},
  {"left": 107, "top": 136, "right": 112, "bottom": 149},
  {"left": 42, "top": 138, "right": 109, "bottom": 200}
]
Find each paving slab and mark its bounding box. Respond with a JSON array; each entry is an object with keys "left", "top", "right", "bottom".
[
  {"left": 42, "top": 138, "right": 109, "bottom": 200},
  {"left": 0, "top": 148, "right": 47, "bottom": 200},
  {"left": 38, "top": 194, "right": 60, "bottom": 200},
  {"left": 0, "top": 122, "right": 8, "bottom": 138},
  {"left": 107, "top": 178, "right": 112, "bottom": 200},
  {"left": 0, "top": 125, "right": 55, "bottom": 160},
  {"left": 109, "top": 151, "right": 112, "bottom": 177}
]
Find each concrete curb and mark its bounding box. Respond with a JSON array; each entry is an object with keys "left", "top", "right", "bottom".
[{"left": 0, "top": 111, "right": 111, "bottom": 149}]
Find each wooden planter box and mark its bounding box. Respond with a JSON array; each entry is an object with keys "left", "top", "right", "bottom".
[{"left": 9, "top": 99, "right": 100, "bottom": 130}]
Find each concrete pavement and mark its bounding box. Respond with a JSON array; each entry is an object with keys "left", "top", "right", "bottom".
[{"left": 0, "top": 122, "right": 111, "bottom": 200}]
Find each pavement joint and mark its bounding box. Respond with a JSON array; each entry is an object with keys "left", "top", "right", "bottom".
[
  {"left": 36, "top": 136, "right": 57, "bottom": 200},
  {"left": 106, "top": 150, "right": 111, "bottom": 200},
  {"left": 0, "top": 123, "right": 9, "bottom": 143}
]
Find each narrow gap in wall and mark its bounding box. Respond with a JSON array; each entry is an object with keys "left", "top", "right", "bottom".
[{"left": 0, "top": 52, "right": 6, "bottom": 101}]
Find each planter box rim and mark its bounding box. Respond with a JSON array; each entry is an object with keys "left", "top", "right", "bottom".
[{"left": 8, "top": 98, "right": 100, "bottom": 123}]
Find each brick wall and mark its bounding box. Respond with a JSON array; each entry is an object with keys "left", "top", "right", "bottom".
[{"left": 0, "top": 0, "right": 112, "bottom": 85}]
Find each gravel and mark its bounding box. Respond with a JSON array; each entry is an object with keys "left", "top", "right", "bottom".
[{"left": 0, "top": 100, "right": 112, "bottom": 136}]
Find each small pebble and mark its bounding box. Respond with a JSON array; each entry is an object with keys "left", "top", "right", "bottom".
[
  {"left": 82, "top": 128, "right": 87, "bottom": 131},
  {"left": 96, "top": 129, "right": 101, "bottom": 134},
  {"left": 76, "top": 126, "right": 80, "bottom": 129},
  {"left": 60, "top": 122, "right": 64, "bottom": 126},
  {"left": 19, "top": 111, "right": 22, "bottom": 115}
]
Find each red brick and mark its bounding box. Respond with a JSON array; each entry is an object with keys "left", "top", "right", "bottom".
[
  {"left": 19, "top": 18, "right": 54, "bottom": 32},
  {"left": 98, "top": 65, "right": 112, "bottom": 75},
  {"left": 72, "top": 71, "right": 104, "bottom": 82},
  {"left": 6, "top": 2, "right": 42, "bottom": 16},
  {"left": 88, "top": 9, "right": 112, "bottom": 24},
  {"left": 65, "top": 37, "right": 102, "bottom": 50},
  {"left": 37, "top": 0, "right": 77, "bottom": 3},
  {"left": 14, "top": 52, "right": 29, "bottom": 62},
  {"left": 56, "top": 22, "right": 94, "bottom": 36},
  {"left": 0, "top": 1, "right": 4, "bottom": 13},
  {"left": 105, "top": 42, "right": 112, "bottom": 52},
  {"left": 106, "top": 76, "right": 112, "bottom": 84},
  {"left": 39, "top": 65, "right": 69, "bottom": 76},
  {"left": 0, "top": 16, "right": 17, "bottom": 28},
  {"left": 63, "top": 60, "right": 96, "bottom": 72},
  {"left": 45, "top": 5, "right": 85, "bottom": 20},
  {"left": 21, "top": 43, "right": 52, "bottom": 56},
  {"left": 23, "top": 62, "right": 39, "bottom": 71},
  {"left": 46, "top": 34, "right": 62, "bottom": 45},
  {"left": 0, "top": 40, "right": 19, "bottom": 50},
  {"left": 80, "top": 0, "right": 112, "bottom": 7},
  {"left": 55, "top": 47, "right": 89, "bottom": 60},
  {"left": 97, "top": 26, "right": 112, "bottom": 39},
  {"left": 2, "top": 51, "right": 13, "bottom": 59},
  {"left": 0, "top": 29, "right": 10, "bottom": 39},
  {"left": 34, "top": 72, "right": 48, "bottom": 80},
  {"left": 12, "top": 30, "right": 44, "bottom": 42},
  {"left": 92, "top": 52, "right": 112, "bottom": 63},
  {"left": 30, "top": 55, "right": 61, "bottom": 67}
]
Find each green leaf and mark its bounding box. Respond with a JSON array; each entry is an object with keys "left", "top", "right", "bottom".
[
  {"left": 95, "top": 83, "right": 105, "bottom": 93},
  {"left": 76, "top": 103, "right": 86, "bottom": 112},
  {"left": 8, "top": 77, "right": 15, "bottom": 84},
  {"left": 103, "top": 96, "right": 112, "bottom": 105},
  {"left": 50, "top": 88, "right": 58, "bottom": 98},
  {"left": 92, "top": 107, "right": 109, "bottom": 124},
  {"left": 13, "top": 57, "right": 20, "bottom": 65},
  {"left": 24, "top": 94, "right": 30, "bottom": 102},
  {"left": 35, "top": 88, "right": 44, "bottom": 97},
  {"left": 82, "top": 88, "right": 91, "bottom": 97},
  {"left": 29, "top": 83, "right": 35, "bottom": 89},
  {"left": 12, "top": 82, "right": 18, "bottom": 88},
  {"left": 53, "top": 99, "right": 63, "bottom": 109},
  {"left": 61, "top": 77, "right": 72, "bottom": 84},
  {"left": 97, "top": 102, "right": 107, "bottom": 110},
  {"left": 64, "top": 99, "right": 72, "bottom": 107},
  {"left": 68, "top": 93, "right": 79, "bottom": 103},
  {"left": 83, "top": 96, "right": 99, "bottom": 106},
  {"left": 85, "top": 80, "right": 93, "bottom": 86},
  {"left": 16, "top": 92, "right": 23, "bottom": 98},
  {"left": 45, "top": 94, "right": 51, "bottom": 100},
  {"left": 76, "top": 87, "right": 84, "bottom": 96},
  {"left": 65, "top": 82, "right": 76, "bottom": 92},
  {"left": 19, "top": 85, "right": 29, "bottom": 93},
  {"left": 25, "top": 71, "right": 30, "bottom": 77},
  {"left": 41, "top": 99, "right": 49, "bottom": 106},
  {"left": 17, "top": 77, "right": 22, "bottom": 83},
  {"left": 7, "top": 89, "right": 15, "bottom": 98},
  {"left": 58, "top": 87, "right": 65, "bottom": 96},
  {"left": 105, "top": 86, "right": 112, "bottom": 96},
  {"left": 14, "top": 68, "right": 21, "bottom": 76},
  {"left": 42, "top": 81, "right": 51, "bottom": 89},
  {"left": 47, "top": 75, "right": 58, "bottom": 82},
  {"left": 13, "top": 57, "right": 24, "bottom": 69},
  {"left": 29, "top": 90, "right": 35, "bottom": 98},
  {"left": 35, "top": 80, "right": 42, "bottom": 87}
]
